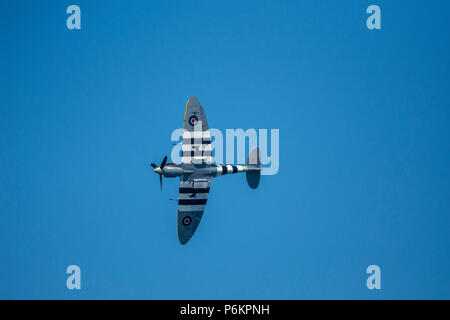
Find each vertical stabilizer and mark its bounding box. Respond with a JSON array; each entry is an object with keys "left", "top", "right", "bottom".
[{"left": 246, "top": 148, "right": 261, "bottom": 189}]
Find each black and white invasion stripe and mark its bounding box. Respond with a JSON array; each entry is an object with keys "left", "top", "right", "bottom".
[
  {"left": 178, "top": 180, "right": 210, "bottom": 212},
  {"left": 216, "top": 165, "right": 246, "bottom": 176},
  {"left": 181, "top": 124, "right": 213, "bottom": 164}
]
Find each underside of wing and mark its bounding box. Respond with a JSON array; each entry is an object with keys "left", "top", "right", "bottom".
[
  {"left": 182, "top": 97, "right": 213, "bottom": 165},
  {"left": 177, "top": 177, "right": 211, "bottom": 244}
]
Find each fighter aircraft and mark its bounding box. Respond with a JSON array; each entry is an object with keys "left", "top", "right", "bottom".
[{"left": 150, "top": 97, "right": 262, "bottom": 244}]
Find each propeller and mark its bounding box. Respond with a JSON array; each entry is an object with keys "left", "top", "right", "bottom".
[{"left": 150, "top": 156, "right": 167, "bottom": 190}]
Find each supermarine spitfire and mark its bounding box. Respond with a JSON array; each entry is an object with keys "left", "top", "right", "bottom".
[{"left": 150, "top": 97, "right": 262, "bottom": 244}]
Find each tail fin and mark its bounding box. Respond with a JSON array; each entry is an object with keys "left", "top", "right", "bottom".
[{"left": 246, "top": 148, "right": 261, "bottom": 189}]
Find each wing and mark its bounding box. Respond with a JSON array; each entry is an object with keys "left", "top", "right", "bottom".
[
  {"left": 177, "top": 177, "right": 212, "bottom": 244},
  {"left": 182, "top": 97, "right": 213, "bottom": 165}
]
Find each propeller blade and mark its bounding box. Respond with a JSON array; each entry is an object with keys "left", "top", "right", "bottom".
[
  {"left": 150, "top": 162, "right": 158, "bottom": 169},
  {"left": 160, "top": 156, "right": 167, "bottom": 169},
  {"left": 159, "top": 175, "right": 163, "bottom": 190}
]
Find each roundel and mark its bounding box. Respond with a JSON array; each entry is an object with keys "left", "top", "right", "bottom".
[
  {"left": 188, "top": 115, "right": 198, "bottom": 126},
  {"left": 182, "top": 216, "right": 192, "bottom": 226}
]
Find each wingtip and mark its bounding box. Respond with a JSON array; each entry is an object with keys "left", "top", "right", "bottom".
[
  {"left": 187, "top": 96, "right": 201, "bottom": 106},
  {"left": 178, "top": 236, "right": 190, "bottom": 245}
]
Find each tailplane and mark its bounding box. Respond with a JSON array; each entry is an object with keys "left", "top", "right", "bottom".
[{"left": 246, "top": 147, "right": 261, "bottom": 189}]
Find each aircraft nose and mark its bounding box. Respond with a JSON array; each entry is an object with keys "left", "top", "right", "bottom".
[{"left": 153, "top": 167, "right": 162, "bottom": 174}]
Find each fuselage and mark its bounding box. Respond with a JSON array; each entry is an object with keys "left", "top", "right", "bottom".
[{"left": 160, "top": 163, "right": 250, "bottom": 179}]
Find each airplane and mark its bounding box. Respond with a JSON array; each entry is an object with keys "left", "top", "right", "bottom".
[{"left": 150, "top": 96, "right": 262, "bottom": 245}]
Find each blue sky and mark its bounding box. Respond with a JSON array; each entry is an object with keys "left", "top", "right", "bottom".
[{"left": 1, "top": 1, "right": 449, "bottom": 299}]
